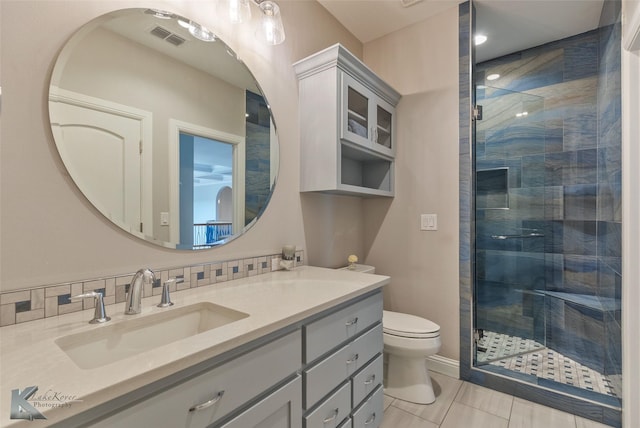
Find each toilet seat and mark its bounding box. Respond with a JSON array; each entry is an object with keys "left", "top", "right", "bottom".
[{"left": 383, "top": 310, "right": 440, "bottom": 339}]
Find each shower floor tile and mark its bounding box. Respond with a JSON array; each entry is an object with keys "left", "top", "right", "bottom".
[{"left": 476, "top": 331, "right": 619, "bottom": 398}]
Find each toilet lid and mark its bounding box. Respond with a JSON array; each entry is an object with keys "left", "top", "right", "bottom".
[{"left": 383, "top": 310, "right": 440, "bottom": 338}]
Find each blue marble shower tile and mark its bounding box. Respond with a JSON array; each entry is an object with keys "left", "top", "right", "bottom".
[
  {"left": 561, "top": 255, "right": 598, "bottom": 294},
  {"left": 544, "top": 252, "right": 564, "bottom": 288},
  {"left": 564, "top": 38, "right": 599, "bottom": 81},
  {"left": 521, "top": 154, "right": 545, "bottom": 187},
  {"left": 545, "top": 119, "right": 564, "bottom": 153},
  {"left": 597, "top": 221, "right": 622, "bottom": 258},
  {"left": 563, "top": 220, "right": 597, "bottom": 256},
  {"left": 483, "top": 128, "right": 542, "bottom": 160},
  {"left": 507, "top": 187, "right": 546, "bottom": 221},
  {"left": 545, "top": 149, "right": 598, "bottom": 186},
  {"left": 543, "top": 221, "right": 565, "bottom": 254},
  {"left": 499, "top": 49, "right": 565, "bottom": 93},
  {"left": 604, "top": 312, "right": 622, "bottom": 377},
  {"left": 563, "top": 109, "right": 598, "bottom": 151},
  {"left": 480, "top": 250, "right": 546, "bottom": 289},
  {"left": 597, "top": 257, "right": 621, "bottom": 300},
  {"left": 564, "top": 184, "right": 597, "bottom": 220}
]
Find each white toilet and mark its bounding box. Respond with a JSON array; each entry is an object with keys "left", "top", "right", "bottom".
[
  {"left": 339, "top": 264, "right": 442, "bottom": 404},
  {"left": 383, "top": 310, "right": 441, "bottom": 404}
]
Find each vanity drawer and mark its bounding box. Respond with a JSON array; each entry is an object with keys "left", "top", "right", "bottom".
[
  {"left": 351, "top": 353, "right": 383, "bottom": 408},
  {"left": 304, "top": 381, "right": 351, "bottom": 428},
  {"left": 351, "top": 385, "right": 383, "bottom": 428},
  {"left": 304, "top": 292, "right": 382, "bottom": 363},
  {"left": 92, "top": 330, "right": 301, "bottom": 428},
  {"left": 304, "top": 324, "right": 383, "bottom": 409},
  {"left": 219, "top": 375, "right": 302, "bottom": 428}
]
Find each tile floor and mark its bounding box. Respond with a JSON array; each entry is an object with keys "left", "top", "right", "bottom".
[
  {"left": 380, "top": 372, "right": 613, "bottom": 428},
  {"left": 476, "top": 331, "right": 618, "bottom": 398}
]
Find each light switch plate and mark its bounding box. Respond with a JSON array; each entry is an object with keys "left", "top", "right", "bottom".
[
  {"left": 160, "top": 212, "right": 170, "bottom": 226},
  {"left": 421, "top": 214, "right": 437, "bottom": 231}
]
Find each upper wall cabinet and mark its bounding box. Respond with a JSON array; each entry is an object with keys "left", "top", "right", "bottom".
[{"left": 294, "top": 44, "right": 401, "bottom": 197}]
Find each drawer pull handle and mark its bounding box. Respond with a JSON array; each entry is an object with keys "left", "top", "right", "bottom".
[
  {"left": 323, "top": 408, "right": 339, "bottom": 423},
  {"left": 365, "top": 412, "right": 376, "bottom": 425},
  {"left": 345, "top": 317, "right": 359, "bottom": 326},
  {"left": 364, "top": 374, "right": 376, "bottom": 385},
  {"left": 188, "top": 390, "right": 225, "bottom": 412},
  {"left": 347, "top": 354, "right": 359, "bottom": 364}
]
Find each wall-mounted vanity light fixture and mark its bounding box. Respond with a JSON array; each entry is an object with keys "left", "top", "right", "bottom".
[{"left": 147, "top": 0, "right": 285, "bottom": 45}]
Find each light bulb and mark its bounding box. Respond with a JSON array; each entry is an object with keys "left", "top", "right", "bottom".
[{"left": 257, "top": 1, "right": 285, "bottom": 45}]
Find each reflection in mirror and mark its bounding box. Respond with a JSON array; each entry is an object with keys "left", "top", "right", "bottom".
[{"left": 49, "top": 8, "right": 279, "bottom": 250}]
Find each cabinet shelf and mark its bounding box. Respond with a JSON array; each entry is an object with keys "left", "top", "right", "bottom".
[{"left": 294, "top": 43, "right": 401, "bottom": 197}]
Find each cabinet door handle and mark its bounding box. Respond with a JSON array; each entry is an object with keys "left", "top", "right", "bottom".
[
  {"left": 188, "top": 390, "right": 225, "bottom": 412},
  {"left": 323, "top": 408, "right": 339, "bottom": 423},
  {"left": 346, "top": 354, "right": 359, "bottom": 364},
  {"left": 364, "top": 374, "right": 376, "bottom": 385},
  {"left": 365, "top": 412, "right": 376, "bottom": 425},
  {"left": 345, "top": 317, "right": 358, "bottom": 326}
]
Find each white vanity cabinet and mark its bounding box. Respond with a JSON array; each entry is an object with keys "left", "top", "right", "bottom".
[
  {"left": 294, "top": 44, "right": 401, "bottom": 197},
  {"left": 302, "top": 293, "right": 384, "bottom": 428}
]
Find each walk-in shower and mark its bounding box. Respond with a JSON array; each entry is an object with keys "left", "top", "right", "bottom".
[{"left": 459, "top": 1, "right": 622, "bottom": 426}]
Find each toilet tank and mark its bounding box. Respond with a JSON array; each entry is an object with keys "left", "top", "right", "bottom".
[{"left": 338, "top": 264, "right": 375, "bottom": 274}]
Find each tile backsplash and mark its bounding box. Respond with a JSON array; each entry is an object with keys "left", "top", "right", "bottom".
[{"left": 0, "top": 250, "right": 304, "bottom": 327}]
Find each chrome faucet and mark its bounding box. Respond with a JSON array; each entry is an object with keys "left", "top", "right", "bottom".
[{"left": 125, "top": 268, "right": 155, "bottom": 314}]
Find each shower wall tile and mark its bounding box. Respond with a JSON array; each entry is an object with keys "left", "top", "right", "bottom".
[
  {"left": 597, "top": 222, "right": 621, "bottom": 258},
  {"left": 484, "top": 123, "right": 546, "bottom": 159},
  {"left": 544, "top": 186, "right": 564, "bottom": 220},
  {"left": 563, "top": 184, "right": 597, "bottom": 220},
  {"left": 564, "top": 37, "right": 599, "bottom": 81},
  {"left": 597, "top": 146, "right": 622, "bottom": 222},
  {"left": 544, "top": 149, "right": 598, "bottom": 186},
  {"left": 562, "top": 221, "right": 597, "bottom": 256},
  {"left": 561, "top": 255, "right": 598, "bottom": 294},
  {"left": 597, "top": 258, "right": 621, "bottom": 301},
  {"left": 545, "top": 119, "right": 564, "bottom": 153},
  {"left": 563, "top": 108, "right": 598, "bottom": 151},
  {"left": 521, "top": 154, "right": 545, "bottom": 187}
]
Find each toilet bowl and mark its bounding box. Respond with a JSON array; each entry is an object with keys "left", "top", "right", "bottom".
[
  {"left": 338, "top": 264, "right": 441, "bottom": 404},
  {"left": 383, "top": 310, "right": 441, "bottom": 404}
]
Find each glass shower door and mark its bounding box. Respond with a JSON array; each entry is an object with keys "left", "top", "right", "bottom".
[{"left": 473, "top": 85, "right": 547, "bottom": 365}]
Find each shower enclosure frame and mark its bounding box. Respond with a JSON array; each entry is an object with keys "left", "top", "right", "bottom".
[{"left": 458, "top": 2, "right": 622, "bottom": 427}]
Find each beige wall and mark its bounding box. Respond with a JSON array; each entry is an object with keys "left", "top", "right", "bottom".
[
  {"left": 0, "top": 0, "right": 460, "bottom": 361},
  {"left": 362, "top": 6, "right": 460, "bottom": 361},
  {"left": 0, "top": 0, "right": 363, "bottom": 291}
]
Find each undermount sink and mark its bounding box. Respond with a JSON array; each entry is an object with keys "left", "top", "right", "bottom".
[{"left": 55, "top": 302, "right": 249, "bottom": 369}]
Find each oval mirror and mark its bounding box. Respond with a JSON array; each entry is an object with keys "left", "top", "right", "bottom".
[{"left": 49, "top": 8, "right": 279, "bottom": 250}]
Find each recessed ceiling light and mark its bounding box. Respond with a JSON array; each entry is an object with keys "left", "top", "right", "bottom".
[
  {"left": 474, "top": 34, "right": 487, "bottom": 46},
  {"left": 487, "top": 73, "right": 500, "bottom": 81}
]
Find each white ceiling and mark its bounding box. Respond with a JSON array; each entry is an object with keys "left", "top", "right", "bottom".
[{"left": 317, "top": 0, "right": 605, "bottom": 62}]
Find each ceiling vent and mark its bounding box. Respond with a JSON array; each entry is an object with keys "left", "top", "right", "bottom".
[
  {"left": 400, "top": 0, "right": 424, "bottom": 7},
  {"left": 150, "top": 26, "right": 186, "bottom": 46}
]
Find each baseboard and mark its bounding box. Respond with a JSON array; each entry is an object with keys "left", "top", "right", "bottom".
[{"left": 426, "top": 355, "right": 460, "bottom": 378}]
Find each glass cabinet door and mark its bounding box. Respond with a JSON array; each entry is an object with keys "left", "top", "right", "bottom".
[{"left": 341, "top": 72, "right": 395, "bottom": 158}]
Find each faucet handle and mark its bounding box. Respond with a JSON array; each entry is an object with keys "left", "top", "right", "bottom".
[
  {"left": 71, "top": 291, "right": 111, "bottom": 324},
  {"left": 157, "top": 278, "right": 182, "bottom": 308}
]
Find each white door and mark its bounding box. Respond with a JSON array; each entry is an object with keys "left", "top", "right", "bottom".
[{"left": 51, "top": 101, "right": 143, "bottom": 231}]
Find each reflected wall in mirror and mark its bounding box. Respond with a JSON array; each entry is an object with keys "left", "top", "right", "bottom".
[{"left": 49, "top": 8, "right": 279, "bottom": 250}]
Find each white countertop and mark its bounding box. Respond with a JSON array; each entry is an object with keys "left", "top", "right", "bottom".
[{"left": 0, "top": 266, "right": 389, "bottom": 427}]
